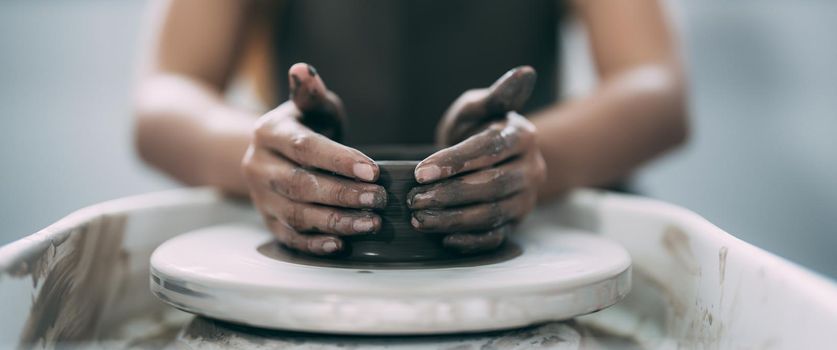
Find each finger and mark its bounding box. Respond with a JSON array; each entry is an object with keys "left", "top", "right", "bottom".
[
  {"left": 443, "top": 225, "right": 511, "bottom": 254},
  {"left": 288, "top": 62, "right": 341, "bottom": 114},
  {"left": 245, "top": 148, "right": 387, "bottom": 208},
  {"left": 288, "top": 62, "right": 346, "bottom": 140},
  {"left": 262, "top": 192, "right": 381, "bottom": 236},
  {"left": 262, "top": 214, "right": 342, "bottom": 255},
  {"left": 416, "top": 113, "right": 535, "bottom": 183},
  {"left": 484, "top": 65, "right": 537, "bottom": 114},
  {"left": 408, "top": 152, "right": 540, "bottom": 209},
  {"left": 411, "top": 191, "right": 536, "bottom": 233},
  {"left": 255, "top": 106, "right": 379, "bottom": 182},
  {"left": 437, "top": 66, "right": 537, "bottom": 145}
]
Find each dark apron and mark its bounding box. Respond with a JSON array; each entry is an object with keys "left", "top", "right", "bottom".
[{"left": 273, "top": 0, "right": 561, "bottom": 146}]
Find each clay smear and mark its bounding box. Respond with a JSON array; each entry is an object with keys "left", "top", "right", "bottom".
[{"left": 19, "top": 215, "right": 129, "bottom": 347}]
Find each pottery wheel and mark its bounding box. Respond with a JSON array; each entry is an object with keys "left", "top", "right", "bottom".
[{"left": 150, "top": 222, "right": 631, "bottom": 335}]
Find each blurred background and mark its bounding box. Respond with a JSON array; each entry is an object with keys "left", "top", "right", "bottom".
[{"left": 1, "top": 0, "right": 834, "bottom": 278}]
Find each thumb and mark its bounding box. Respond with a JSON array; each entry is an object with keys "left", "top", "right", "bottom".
[
  {"left": 434, "top": 66, "right": 537, "bottom": 146},
  {"left": 287, "top": 63, "right": 346, "bottom": 141},
  {"left": 484, "top": 65, "right": 537, "bottom": 115},
  {"left": 289, "top": 62, "right": 329, "bottom": 112}
]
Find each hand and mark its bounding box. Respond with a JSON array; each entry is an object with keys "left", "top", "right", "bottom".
[
  {"left": 242, "top": 63, "right": 386, "bottom": 255},
  {"left": 408, "top": 66, "right": 546, "bottom": 254}
]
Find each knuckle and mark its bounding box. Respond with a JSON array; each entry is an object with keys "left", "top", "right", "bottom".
[
  {"left": 435, "top": 183, "right": 457, "bottom": 205},
  {"left": 270, "top": 221, "right": 294, "bottom": 244},
  {"left": 330, "top": 153, "right": 350, "bottom": 174},
  {"left": 333, "top": 184, "right": 353, "bottom": 206},
  {"left": 487, "top": 202, "right": 506, "bottom": 227},
  {"left": 268, "top": 179, "right": 283, "bottom": 195},
  {"left": 241, "top": 156, "right": 258, "bottom": 180},
  {"left": 253, "top": 122, "right": 274, "bottom": 146},
  {"left": 289, "top": 133, "right": 312, "bottom": 155},
  {"left": 325, "top": 210, "right": 343, "bottom": 231},
  {"left": 305, "top": 238, "right": 319, "bottom": 253},
  {"left": 484, "top": 129, "right": 510, "bottom": 156},
  {"left": 285, "top": 204, "right": 305, "bottom": 229},
  {"left": 287, "top": 235, "right": 308, "bottom": 251},
  {"left": 285, "top": 167, "right": 315, "bottom": 199}
]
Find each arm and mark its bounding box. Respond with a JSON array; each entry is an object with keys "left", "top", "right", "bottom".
[
  {"left": 410, "top": 0, "right": 686, "bottom": 253},
  {"left": 531, "top": 0, "right": 688, "bottom": 198},
  {"left": 134, "top": 0, "right": 255, "bottom": 195},
  {"left": 135, "top": 0, "right": 386, "bottom": 256}
]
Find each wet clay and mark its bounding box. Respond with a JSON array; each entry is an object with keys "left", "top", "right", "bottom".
[
  {"left": 325, "top": 145, "right": 488, "bottom": 262},
  {"left": 257, "top": 240, "right": 521, "bottom": 270}
]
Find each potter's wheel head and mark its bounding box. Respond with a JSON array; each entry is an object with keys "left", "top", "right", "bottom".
[{"left": 150, "top": 222, "right": 631, "bottom": 335}]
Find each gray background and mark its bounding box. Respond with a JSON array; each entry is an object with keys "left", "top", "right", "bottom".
[{"left": 1, "top": 0, "right": 835, "bottom": 278}]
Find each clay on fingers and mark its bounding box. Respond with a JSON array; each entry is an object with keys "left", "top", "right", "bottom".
[
  {"left": 244, "top": 147, "right": 386, "bottom": 209},
  {"left": 410, "top": 191, "right": 537, "bottom": 232},
  {"left": 408, "top": 156, "right": 531, "bottom": 209},
  {"left": 436, "top": 66, "right": 537, "bottom": 146},
  {"left": 288, "top": 63, "right": 347, "bottom": 139},
  {"left": 484, "top": 65, "right": 537, "bottom": 114},
  {"left": 416, "top": 112, "right": 536, "bottom": 183},
  {"left": 265, "top": 193, "right": 382, "bottom": 236},
  {"left": 443, "top": 225, "right": 512, "bottom": 254},
  {"left": 254, "top": 107, "right": 379, "bottom": 182},
  {"left": 263, "top": 214, "right": 342, "bottom": 255}
]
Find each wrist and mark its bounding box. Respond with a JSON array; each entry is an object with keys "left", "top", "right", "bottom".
[{"left": 202, "top": 106, "right": 257, "bottom": 196}]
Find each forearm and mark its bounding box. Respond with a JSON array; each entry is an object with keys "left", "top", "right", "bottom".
[
  {"left": 532, "top": 63, "right": 687, "bottom": 199},
  {"left": 134, "top": 74, "right": 255, "bottom": 195}
]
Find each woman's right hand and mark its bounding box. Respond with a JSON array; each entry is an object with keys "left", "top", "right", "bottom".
[{"left": 242, "top": 63, "right": 386, "bottom": 255}]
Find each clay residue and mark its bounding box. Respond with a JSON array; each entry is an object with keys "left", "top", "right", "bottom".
[
  {"left": 661, "top": 226, "right": 700, "bottom": 275},
  {"left": 5, "top": 229, "right": 73, "bottom": 281},
  {"left": 179, "top": 317, "right": 583, "bottom": 349},
  {"left": 19, "top": 214, "right": 130, "bottom": 347}
]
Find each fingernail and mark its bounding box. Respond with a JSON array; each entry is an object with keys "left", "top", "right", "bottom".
[
  {"left": 415, "top": 165, "right": 441, "bottom": 183},
  {"left": 307, "top": 64, "right": 318, "bottom": 77},
  {"left": 353, "top": 163, "right": 376, "bottom": 181},
  {"left": 411, "top": 216, "right": 420, "bottom": 228},
  {"left": 353, "top": 217, "right": 376, "bottom": 232},
  {"left": 322, "top": 240, "right": 339, "bottom": 253},
  {"left": 360, "top": 192, "right": 376, "bottom": 206}
]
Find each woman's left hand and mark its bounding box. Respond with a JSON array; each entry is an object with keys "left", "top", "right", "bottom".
[{"left": 408, "top": 66, "right": 547, "bottom": 254}]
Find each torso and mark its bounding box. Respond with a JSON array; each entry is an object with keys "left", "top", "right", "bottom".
[{"left": 274, "top": 0, "right": 561, "bottom": 146}]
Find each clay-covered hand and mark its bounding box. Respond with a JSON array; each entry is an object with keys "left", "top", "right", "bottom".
[
  {"left": 242, "top": 63, "right": 386, "bottom": 255},
  {"left": 408, "top": 66, "right": 546, "bottom": 254}
]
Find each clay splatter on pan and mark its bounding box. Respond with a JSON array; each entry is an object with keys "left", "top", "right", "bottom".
[
  {"left": 662, "top": 226, "right": 700, "bottom": 276},
  {"left": 18, "top": 215, "right": 129, "bottom": 347}
]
